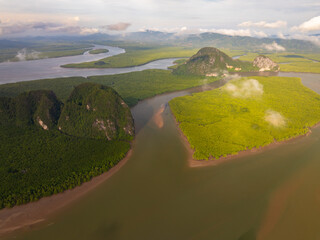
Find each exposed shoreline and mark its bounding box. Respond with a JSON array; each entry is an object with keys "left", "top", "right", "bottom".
[
  {"left": 172, "top": 110, "right": 320, "bottom": 168},
  {"left": 0, "top": 146, "right": 133, "bottom": 238}
]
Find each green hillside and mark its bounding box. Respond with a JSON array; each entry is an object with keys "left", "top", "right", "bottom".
[
  {"left": 173, "top": 47, "right": 258, "bottom": 75},
  {"left": 59, "top": 83, "right": 134, "bottom": 140}
]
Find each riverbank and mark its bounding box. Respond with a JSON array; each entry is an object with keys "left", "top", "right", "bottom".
[{"left": 0, "top": 147, "right": 134, "bottom": 238}]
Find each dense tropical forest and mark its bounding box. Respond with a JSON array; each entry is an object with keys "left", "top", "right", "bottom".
[
  {"left": 170, "top": 76, "right": 320, "bottom": 160},
  {"left": 0, "top": 83, "right": 133, "bottom": 208}
]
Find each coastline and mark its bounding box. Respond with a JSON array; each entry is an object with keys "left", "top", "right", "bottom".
[
  {"left": 0, "top": 146, "right": 134, "bottom": 238},
  {"left": 172, "top": 109, "right": 319, "bottom": 168}
]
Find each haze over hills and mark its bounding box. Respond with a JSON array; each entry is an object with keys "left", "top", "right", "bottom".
[{"left": 1, "top": 31, "right": 319, "bottom": 53}]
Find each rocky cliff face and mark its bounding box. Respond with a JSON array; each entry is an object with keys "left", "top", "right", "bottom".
[{"left": 253, "top": 55, "right": 280, "bottom": 72}]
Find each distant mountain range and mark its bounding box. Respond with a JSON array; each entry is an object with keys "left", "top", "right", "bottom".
[{"left": 1, "top": 30, "right": 319, "bottom": 52}]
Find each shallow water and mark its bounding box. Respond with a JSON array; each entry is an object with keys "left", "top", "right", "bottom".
[{"left": 1, "top": 50, "right": 320, "bottom": 239}]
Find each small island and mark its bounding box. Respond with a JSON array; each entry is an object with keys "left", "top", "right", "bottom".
[
  {"left": 89, "top": 49, "right": 109, "bottom": 54},
  {"left": 170, "top": 76, "right": 320, "bottom": 160},
  {"left": 0, "top": 83, "right": 134, "bottom": 208}
]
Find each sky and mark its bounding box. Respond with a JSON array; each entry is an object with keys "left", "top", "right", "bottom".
[{"left": 0, "top": 0, "right": 319, "bottom": 44}]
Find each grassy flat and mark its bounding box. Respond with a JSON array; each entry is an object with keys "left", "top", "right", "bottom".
[
  {"left": 279, "top": 62, "right": 320, "bottom": 73},
  {"left": 62, "top": 47, "right": 199, "bottom": 68},
  {"left": 170, "top": 76, "right": 320, "bottom": 160}
]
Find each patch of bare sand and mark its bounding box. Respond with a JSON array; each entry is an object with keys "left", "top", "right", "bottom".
[
  {"left": 0, "top": 148, "right": 133, "bottom": 238},
  {"left": 153, "top": 104, "right": 165, "bottom": 128}
]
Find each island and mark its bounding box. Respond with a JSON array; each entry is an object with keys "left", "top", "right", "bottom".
[
  {"left": 170, "top": 76, "right": 320, "bottom": 160},
  {"left": 89, "top": 49, "right": 109, "bottom": 54}
]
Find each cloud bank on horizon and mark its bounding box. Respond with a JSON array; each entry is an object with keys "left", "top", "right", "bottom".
[{"left": 0, "top": 0, "right": 319, "bottom": 44}]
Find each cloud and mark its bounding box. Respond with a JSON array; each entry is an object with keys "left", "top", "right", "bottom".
[
  {"left": 0, "top": 21, "right": 99, "bottom": 36},
  {"left": 291, "top": 16, "right": 320, "bottom": 32},
  {"left": 199, "top": 28, "right": 268, "bottom": 38},
  {"left": 262, "top": 41, "right": 286, "bottom": 51},
  {"left": 104, "top": 22, "right": 131, "bottom": 31},
  {"left": 73, "top": 16, "right": 80, "bottom": 22},
  {"left": 289, "top": 34, "right": 320, "bottom": 46},
  {"left": 239, "top": 20, "right": 287, "bottom": 28},
  {"left": 253, "top": 30, "right": 268, "bottom": 38},
  {"left": 200, "top": 28, "right": 251, "bottom": 37},
  {"left": 15, "top": 48, "right": 41, "bottom": 61},
  {"left": 277, "top": 32, "right": 286, "bottom": 39},
  {"left": 225, "top": 79, "right": 264, "bottom": 98},
  {"left": 264, "top": 110, "right": 286, "bottom": 127}
]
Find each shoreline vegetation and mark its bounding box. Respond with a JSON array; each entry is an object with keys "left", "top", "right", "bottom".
[
  {"left": 0, "top": 148, "right": 133, "bottom": 238},
  {"left": 170, "top": 76, "right": 320, "bottom": 161}
]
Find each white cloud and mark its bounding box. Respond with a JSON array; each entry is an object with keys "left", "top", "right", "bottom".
[
  {"left": 262, "top": 42, "right": 286, "bottom": 51},
  {"left": 277, "top": 32, "right": 286, "bottom": 39},
  {"left": 73, "top": 16, "right": 80, "bottom": 22},
  {"left": 15, "top": 48, "right": 41, "bottom": 61},
  {"left": 264, "top": 110, "right": 286, "bottom": 127},
  {"left": 290, "top": 34, "right": 320, "bottom": 46},
  {"left": 180, "top": 26, "right": 187, "bottom": 31},
  {"left": 225, "top": 79, "right": 264, "bottom": 98},
  {"left": 291, "top": 16, "right": 320, "bottom": 32},
  {"left": 239, "top": 20, "right": 287, "bottom": 28},
  {"left": 0, "top": 21, "right": 100, "bottom": 36},
  {"left": 253, "top": 30, "right": 268, "bottom": 38},
  {"left": 200, "top": 28, "right": 252, "bottom": 37},
  {"left": 199, "top": 28, "right": 268, "bottom": 38}
]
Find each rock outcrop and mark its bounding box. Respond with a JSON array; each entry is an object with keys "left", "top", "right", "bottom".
[{"left": 253, "top": 55, "right": 280, "bottom": 72}]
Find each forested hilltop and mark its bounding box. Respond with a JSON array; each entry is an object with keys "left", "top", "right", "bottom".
[{"left": 0, "top": 83, "right": 134, "bottom": 208}]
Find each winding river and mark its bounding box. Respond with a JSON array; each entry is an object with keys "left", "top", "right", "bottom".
[
  {"left": 0, "top": 45, "right": 179, "bottom": 84},
  {"left": 1, "top": 46, "right": 320, "bottom": 240}
]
